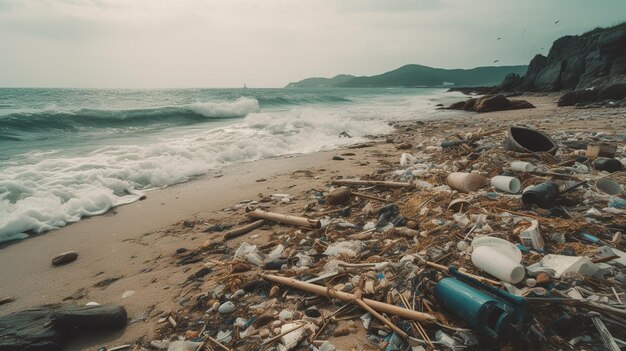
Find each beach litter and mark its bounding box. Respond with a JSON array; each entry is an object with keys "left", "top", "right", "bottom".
[{"left": 128, "top": 123, "right": 625, "bottom": 350}]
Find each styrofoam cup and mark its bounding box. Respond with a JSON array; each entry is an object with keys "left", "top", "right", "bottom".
[
  {"left": 511, "top": 161, "right": 535, "bottom": 172},
  {"left": 491, "top": 176, "right": 521, "bottom": 193},
  {"left": 471, "top": 246, "right": 525, "bottom": 283}
]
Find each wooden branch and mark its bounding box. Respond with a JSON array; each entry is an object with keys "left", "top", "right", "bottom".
[
  {"left": 247, "top": 210, "right": 320, "bottom": 229},
  {"left": 418, "top": 259, "right": 500, "bottom": 286},
  {"left": 351, "top": 191, "right": 403, "bottom": 204},
  {"left": 223, "top": 220, "right": 265, "bottom": 241},
  {"left": 261, "top": 274, "right": 437, "bottom": 324},
  {"left": 331, "top": 179, "right": 413, "bottom": 188}
]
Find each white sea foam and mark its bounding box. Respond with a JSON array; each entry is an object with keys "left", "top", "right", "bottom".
[
  {"left": 187, "top": 97, "right": 260, "bottom": 118},
  {"left": 0, "top": 90, "right": 458, "bottom": 243}
]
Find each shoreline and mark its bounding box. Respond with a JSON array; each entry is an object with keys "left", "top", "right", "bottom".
[{"left": 1, "top": 94, "right": 625, "bottom": 350}]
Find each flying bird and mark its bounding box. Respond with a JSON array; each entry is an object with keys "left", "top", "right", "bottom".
[
  {"left": 554, "top": 20, "right": 560, "bottom": 24},
  {"left": 493, "top": 60, "right": 499, "bottom": 63}
]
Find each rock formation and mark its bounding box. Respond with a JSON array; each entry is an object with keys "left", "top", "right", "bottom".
[{"left": 498, "top": 23, "right": 626, "bottom": 92}]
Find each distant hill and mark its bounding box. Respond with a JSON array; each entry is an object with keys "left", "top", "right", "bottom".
[
  {"left": 285, "top": 74, "right": 356, "bottom": 88},
  {"left": 286, "top": 64, "right": 527, "bottom": 88}
]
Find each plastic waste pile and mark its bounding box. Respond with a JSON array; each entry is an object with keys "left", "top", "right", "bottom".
[{"left": 153, "top": 125, "right": 626, "bottom": 351}]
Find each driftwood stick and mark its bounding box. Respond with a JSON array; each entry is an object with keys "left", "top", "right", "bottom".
[
  {"left": 247, "top": 210, "right": 320, "bottom": 229},
  {"left": 530, "top": 170, "right": 581, "bottom": 179},
  {"left": 206, "top": 335, "right": 231, "bottom": 351},
  {"left": 352, "top": 295, "right": 409, "bottom": 339},
  {"left": 261, "top": 274, "right": 437, "bottom": 324},
  {"left": 223, "top": 220, "right": 265, "bottom": 241},
  {"left": 418, "top": 259, "right": 500, "bottom": 286},
  {"left": 332, "top": 179, "right": 413, "bottom": 188},
  {"left": 260, "top": 323, "right": 306, "bottom": 346},
  {"left": 350, "top": 191, "right": 400, "bottom": 204}
]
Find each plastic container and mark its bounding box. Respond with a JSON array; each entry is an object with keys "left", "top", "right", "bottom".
[
  {"left": 510, "top": 161, "right": 535, "bottom": 172},
  {"left": 434, "top": 268, "right": 530, "bottom": 340},
  {"left": 446, "top": 172, "right": 486, "bottom": 193},
  {"left": 519, "top": 220, "right": 544, "bottom": 250},
  {"left": 491, "top": 176, "right": 521, "bottom": 193},
  {"left": 521, "top": 182, "right": 559, "bottom": 208},
  {"left": 471, "top": 246, "right": 525, "bottom": 283},
  {"left": 593, "top": 158, "right": 624, "bottom": 173}
]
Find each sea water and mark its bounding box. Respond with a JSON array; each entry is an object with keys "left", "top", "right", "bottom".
[{"left": 0, "top": 87, "right": 464, "bottom": 243}]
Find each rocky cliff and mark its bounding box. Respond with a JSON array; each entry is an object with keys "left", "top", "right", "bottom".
[{"left": 500, "top": 23, "right": 626, "bottom": 93}]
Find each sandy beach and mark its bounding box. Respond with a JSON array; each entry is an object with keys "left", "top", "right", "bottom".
[{"left": 1, "top": 94, "right": 625, "bottom": 350}]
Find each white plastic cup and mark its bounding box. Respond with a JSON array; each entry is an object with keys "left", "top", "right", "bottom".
[
  {"left": 491, "top": 176, "right": 521, "bottom": 193},
  {"left": 595, "top": 178, "right": 622, "bottom": 195},
  {"left": 471, "top": 246, "right": 525, "bottom": 283},
  {"left": 446, "top": 172, "right": 486, "bottom": 193},
  {"left": 511, "top": 161, "right": 535, "bottom": 172}
]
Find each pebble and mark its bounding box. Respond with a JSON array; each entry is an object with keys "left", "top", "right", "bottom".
[
  {"left": 333, "top": 326, "right": 351, "bottom": 337},
  {"left": 51, "top": 251, "right": 78, "bottom": 266},
  {"left": 456, "top": 241, "right": 469, "bottom": 252},
  {"left": 278, "top": 310, "right": 293, "bottom": 320},
  {"left": 327, "top": 188, "right": 351, "bottom": 205},
  {"left": 258, "top": 329, "right": 270, "bottom": 338},
  {"left": 218, "top": 301, "right": 236, "bottom": 314},
  {"left": 536, "top": 272, "right": 551, "bottom": 285},
  {"left": 231, "top": 289, "right": 245, "bottom": 299},
  {"left": 121, "top": 290, "right": 135, "bottom": 299},
  {"left": 526, "top": 278, "right": 537, "bottom": 287},
  {"left": 269, "top": 285, "right": 280, "bottom": 297},
  {"left": 613, "top": 232, "right": 622, "bottom": 245},
  {"left": 332, "top": 155, "right": 345, "bottom": 160}
]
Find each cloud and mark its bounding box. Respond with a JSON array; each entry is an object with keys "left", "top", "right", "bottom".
[{"left": 0, "top": 0, "right": 625, "bottom": 87}]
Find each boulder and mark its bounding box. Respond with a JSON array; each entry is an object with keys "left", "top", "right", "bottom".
[
  {"left": 447, "top": 101, "right": 465, "bottom": 110},
  {"left": 0, "top": 304, "right": 127, "bottom": 351},
  {"left": 474, "top": 95, "right": 511, "bottom": 113},
  {"left": 463, "top": 98, "right": 478, "bottom": 111},
  {"left": 557, "top": 83, "right": 626, "bottom": 106},
  {"left": 508, "top": 99, "right": 536, "bottom": 110}
]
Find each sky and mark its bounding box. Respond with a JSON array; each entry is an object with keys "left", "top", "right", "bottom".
[{"left": 0, "top": 0, "right": 624, "bottom": 88}]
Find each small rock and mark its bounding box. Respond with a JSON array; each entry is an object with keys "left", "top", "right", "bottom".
[
  {"left": 52, "top": 251, "right": 78, "bottom": 266},
  {"left": 395, "top": 142, "right": 412, "bottom": 150},
  {"left": 333, "top": 326, "right": 351, "bottom": 337},
  {"left": 269, "top": 285, "right": 280, "bottom": 297},
  {"left": 526, "top": 278, "right": 537, "bottom": 288},
  {"left": 218, "top": 301, "right": 236, "bottom": 314},
  {"left": 332, "top": 156, "right": 344, "bottom": 161},
  {"left": 0, "top": 296, "right": 16, "bottom": 305},
  {"left": 407, "top": 220, "right": 419, "bottom": 229},
  {"left": 536, "top": 272, "right": 551, "bottom": 285},
  {"left": 231, "top": 262, "right": 251, "bottom": 273},
  {"left": 326, "top": 188, "right": 351, "bottom": 205},
  {"left": 258, "top": 329, "right": 270, "bottom": 338},
  {"left": 139, "top": 195, "right": 147, "bottom": 201}
]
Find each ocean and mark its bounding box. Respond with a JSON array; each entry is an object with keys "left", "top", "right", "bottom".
[{"left": 0, "top": 87, "right": 464, "bottom": 243}]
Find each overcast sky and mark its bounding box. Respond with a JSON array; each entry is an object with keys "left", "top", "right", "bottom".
[{"left": 0, "top": 0, "right": 624, "bottom": 88}]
